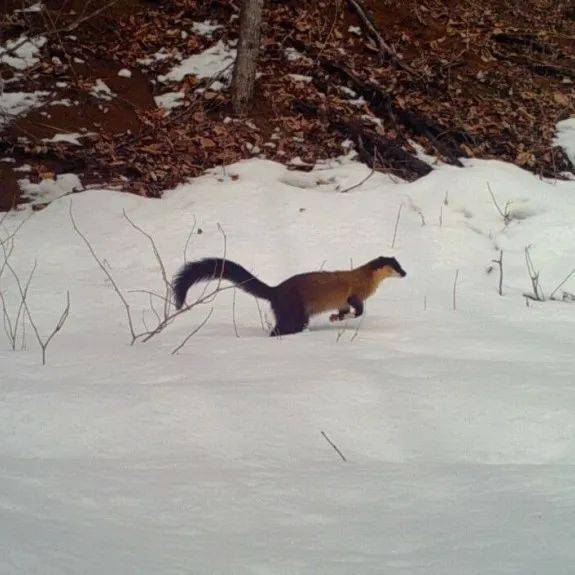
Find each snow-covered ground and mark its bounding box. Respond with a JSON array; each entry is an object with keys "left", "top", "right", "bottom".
[{"left": 1, "top": 153, "right": 575, "bottom": 574}]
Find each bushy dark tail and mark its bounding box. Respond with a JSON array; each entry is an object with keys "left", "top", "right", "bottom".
[{"left": 172, "top": 258, "right": 275, "bottom": 309}]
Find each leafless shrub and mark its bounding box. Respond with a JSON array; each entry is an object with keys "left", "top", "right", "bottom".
[
  {"left": 123, "top": 209, "right": 171, "bottom": 322},
  {"left": 487, "top": 183, "right": 512, "bottom": 226},
  {"left": 138, "top": 223, "right": 229, "bottom": 344},
  {"left": 524, "top": 245, "right": 544, "bottom": 301},
  {"left": 0, "top": 212, "right": 35, "bottom": 351},
  {"left": 523, "top": 245, "right": 574, "bottom": 304},
  {"left": 70, "top": 200, "right": 229, "bottom": 348},
  {"left": 25, "top": 290, "right": 71, "bottom": 366},
  {"left": 0, "top": 228, "right": 70, "bottom": 364},
  {"left": 69, "top": 202, "right": 139, "bottom": 344},
  {"left": 0, "top": 259, "right": 35, "bottom": 350},
  {"left": 549, "top": 268, "right": 575, "bottom": 302}
]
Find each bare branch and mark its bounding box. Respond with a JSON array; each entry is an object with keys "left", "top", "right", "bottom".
[
  {"left": 171, "top": 308, "right": 214, "bottom": 355},
  {"left": 232, "top": 288, "right": 240, "bottom": 337},
  {"left": 39, "top": 291, "right": 71, "bottom": 364},
  {"left": 524, "top": 245, "right": 544, "bottom": 301},
  {"left": 549, "top": 267, "right": 575, "bottom": 301},
  {"left": 23, "top": 289, "right": 70, "bottom": 366},
  {"left": 491, "top": 249, "right": 504, "bottom": 296},
  {"left": 123, "top": 209, "right": 171, "bottom": 320},
  {"left": 346, "top": 0, "right": 420, "bottom": 79},
  {"left": 340, "top": 146, "right": 377, "bottom": 193},
  {"left": 183, "top": 216, "right": 198, "bottom": 263},
  {"left": 391, "top": 202, "right": 403, "bottom": 248},
  {"left": 487, "top": 183, "right": 512, "bottom": 226},
  {"left": 320, "top": 430, "right": 348, "bottom": 462},
  {"left": 69, "top": 201, "right": 139, "bottom": 344},
  {"left": 453, "top": 269, "right": 460, "bottom": 310}
]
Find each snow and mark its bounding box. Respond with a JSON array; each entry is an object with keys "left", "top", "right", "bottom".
[
  {"left": 17, "top": 173, "right": 83, "bottom": 206},
  {"left": 89, "top": 79, "right": 115, "bottom": 101},
  {"left": 154, "top": 91, "right": 186, "bottom": 111},
  {"left": 41, "top": 133, "right": 92, "bottom": 146},
  {"left": 14, "top": 2, "right": 44, "bottom": 12},
  {"left": 117, "top": 68, "right": 132, "bottom": 78},
  {"left": 0, "top": 90, "right": 49, "bottom": 126},
  {"left": 0, "top": 35, "right": 46, "bottom": 70},
  {"left": 49, "top": 98, "right": 72, "bottom": 107},
  {"left": 159, "top": 40, "right": 236, "bottom": 83},
  {"left": 284, "top": 46, "right": 310, "bottom": 63},
  {"left": 137, "top": 50, "right": 174, "bottom": 67},
  {"left": 554, "top": 117, "right": 575, "bottom": 166},
  {"left": 191, "top": 20, "right": 223, "bottom": 38},
  {"left": 1, "top": 156, "right": 575, "bottom": 573},
  {"left": 288, "top": 73, "right": 313, "bottom": 83}
]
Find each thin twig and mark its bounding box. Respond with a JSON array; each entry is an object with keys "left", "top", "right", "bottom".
[
  {"left": 491, "top": 249, "right": 504, "bottom": 296},
  {"left": 350, "top": 311, "right": 366, "bottom": 342},
  {"left": 232, "top": 287, "right": 240, "bottom": 337},
  {"left": 38, "top": 291, "right": 71, "bottom": 365},
  {"left": 487, "top": 183, "right": 511, "bottom": 225},
  {"left": 123, "top": 209, "right": 171, "bottom": 320},
  {"left": 391, "top": 203, "right": 403, "bottom": 248},
  {"left": 340, "top": 146, "right": 377, "bottom": 193},
  {"left": 183, "top": 216, "right": 197, "bottom": 263},
  {"left": 346, "top": 0, "right": 419, "bottom": 78},
  {"left": 524, "top": 245, "right": 544, "bottom": 301},
  {"left": 549, "top": 267, "right": 575, "bottom": 300},
  {"left": 254, "top": 296, "right": 269, "bottom": 333},
  {"left": 69, "top": 201, "right": 139, "bottom": 344},
  {"left": 321, "top": 431, "right": 348, "bottom": 462},
  {"left": 453, "top": 269, "right": 459, "bottom": 311},
  {"left": 171, "top": 308, "right": 214, "bottom": 355}
]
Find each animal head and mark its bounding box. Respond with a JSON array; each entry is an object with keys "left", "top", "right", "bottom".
[{"left": 368, "top": 256, "right": 407, "bottom": 281}]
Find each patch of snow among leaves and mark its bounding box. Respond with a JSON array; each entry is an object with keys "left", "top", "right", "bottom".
[
  {"left": 154, "top": 91, "right": 185, "bottom": 111},
  {"left": 137, "top": 49, "right": 174, "bottom": 67},
  {"left": 41, "top": 132, "right": 93, "bottom": 146},
  {"left": 15, "top": 1, "right": 43, "bottom": 12},
  {"left": 284, "top": 46, "right": 310, "bottom": 63},
  {"left": 89, "top": 79, "right": 115, "bottom": 101},
  {"left": 18, "top": 173, "right": 83, "bottom": 206},
  {"left": 0, "top": 35, "right": 46, "bottom": 70},
  {"left": 158, "top": 40, "right": 236, "bottom": 83},
  {"left": 288, "top": 73, "right": 313, "bottom": 83},
  {"left": 191, "top": 20, "right": 223, "bottom": 37},
  {"left": 0, "top": 90, "right": 49, "bottom": 126}
]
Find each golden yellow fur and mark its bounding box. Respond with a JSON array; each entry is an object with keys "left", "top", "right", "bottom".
[{"left": 279, "top": 263, "right": 401, "bottom": 316}]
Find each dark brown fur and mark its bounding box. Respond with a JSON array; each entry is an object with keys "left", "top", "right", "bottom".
[{"left": 172, "top": 256, "right": 406, "bottom": 336}]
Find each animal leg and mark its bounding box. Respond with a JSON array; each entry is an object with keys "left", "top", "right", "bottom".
[
  {"left": 347, "top": 294, "right": 364, "bottom": 318},
  {"left": 270, "top": 295, "right": 309, "bottom": 336},
  {"left": 329, "top": 304, "right": 351, "bottom": 323}
]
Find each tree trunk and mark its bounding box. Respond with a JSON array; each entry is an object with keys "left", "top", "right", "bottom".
[{"left": 232, "top": 0, "right": 264, "bottom": 116}]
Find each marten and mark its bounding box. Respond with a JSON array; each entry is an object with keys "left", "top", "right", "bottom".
[{"left": 172, "top": 256, "right": 407, "bottom": 336}]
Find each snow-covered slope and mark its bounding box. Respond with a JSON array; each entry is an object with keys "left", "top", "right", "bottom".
[{"left": 1, "top": 156, "right": 575, "bottom": 574}]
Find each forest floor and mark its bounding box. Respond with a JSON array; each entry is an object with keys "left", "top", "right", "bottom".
[{"left": 1, "top": 0, "right": 574, "bottom": 209}]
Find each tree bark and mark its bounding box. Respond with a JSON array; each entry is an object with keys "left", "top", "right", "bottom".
[{"left": 232, "top": 0, "right": 264, "bottom": 116}]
